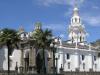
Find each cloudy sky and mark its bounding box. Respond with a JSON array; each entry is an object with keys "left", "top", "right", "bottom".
[{"left": 0, "top": 0, "right": 100, "bottom": 42}]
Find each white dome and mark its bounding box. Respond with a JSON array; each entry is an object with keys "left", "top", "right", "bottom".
[{"left": 74, "top": 7, "right": 78, "bottom": 11}]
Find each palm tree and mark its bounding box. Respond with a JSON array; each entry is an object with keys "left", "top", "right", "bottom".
[
  {"left": 0, "top": 28, "right": 20, "bottom": 75},
  {"left": 41, "top": 29, "right": 52, "bottom": 74},
  {"left": 32, "top": 27, "right": 52, "bottom": 73}
]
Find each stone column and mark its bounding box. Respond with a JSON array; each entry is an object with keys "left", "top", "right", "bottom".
[
  {"left": 75, "top": 52, "right": 79, "bottom": 71},
  {"left": 20, "top": 49, "right": 24, "bottom": 73},
  {"left": 29, "top": 47, "right": 36, "bottom": 73},
  {"left": 29, "top": 47, "right": 32, "bottom": 66},
  {"left": 88, "top": 53, "right": 93, "bottom": 71},
  {"left": 48, "top": 51, "right": 53, "bottom": 73},
  {"left": 31, "top": 47, "right": 36, "bottom": 67},
  {"left": 21, "top": 49, "right": 24, "bottom": 66}
]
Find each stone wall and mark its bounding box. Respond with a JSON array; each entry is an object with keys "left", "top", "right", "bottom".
[{"left": 0, "top": 70, "right": 100, "bottom": 75}]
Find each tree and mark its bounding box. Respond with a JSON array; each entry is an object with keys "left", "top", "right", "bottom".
[
  {"left": 91, "top": 39, "right": 100, "bottom": 50},
  {"left": 91, "top": 39, "right": 100, "bottom": 57},
  {"left": 41, "top": 29, "right": 52, "bottom": 74},
  {"left": 0, "top": 28, "right": 20, "bottom": 75},
  {"left": 32, "top": 25, "right": 52, "bottom": 73}
]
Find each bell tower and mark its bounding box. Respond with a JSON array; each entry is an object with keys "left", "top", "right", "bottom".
[{"left": 68, "top": 0, "right": 87, "bottom": 44}]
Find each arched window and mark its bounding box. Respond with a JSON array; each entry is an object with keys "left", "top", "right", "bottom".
[
  {"left": 66, "top": 53, "right": 70, "bottom": 60},
  {"left": 72, "top": 36, "right": 74, "bottom": 43},
  {"left": 75, "top": 18, "right": 77, "bottom": 22},
  {"left": 80, "top": 36, "right": 82, "bottom": 42},
  {"left": 94, "top": 56, "right": 96, "bottom": 61},
  {"left": 81, "top": 55, "right": 85, "bottom": 61},
  {"left": 68, "top": 62, "right": 70, "bottom": 69}
]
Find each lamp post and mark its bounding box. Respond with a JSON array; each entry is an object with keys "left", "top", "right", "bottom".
[
  {"left": 50, "top": 39, "right": 57, "bottom": 75},
  {"left": 55, "top": 57, "right": 58, "bottom": 75}
]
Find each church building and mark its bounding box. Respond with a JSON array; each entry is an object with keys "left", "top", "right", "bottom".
[
  {"left": 0, "top": 1, "right": 100, "bottom": 74},
  {"left": 55, "top": 5, "right": 100, "bottom": 73}
]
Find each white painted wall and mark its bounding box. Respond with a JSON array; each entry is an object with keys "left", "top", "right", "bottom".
[
  {"left": 97, "top": 56, "right": 100, "bottom": 71},
  {"left": 57, "top": 50, "right": 63, "bottom": 73},
  {"left": 83, "top": 54, "right": 92, "bottom": 71},
  {"left": 2, "top": 47, "right": 8, "bottom": 70},
  {"left": 57, "top": 47, "right": 100, "bottom": 73},
  {"left": 0, "top": 47, "right": 21, "bottom": 71},
  {"left": 10, "top": 49, "right": 21, "bottom": 71}
]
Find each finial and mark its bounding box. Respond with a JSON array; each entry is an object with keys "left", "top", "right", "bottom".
[
  {"left": 19, "top": 25, "right": 24, "bottom": 32},
  {"left": 73, "top": 0, "right": 79, "bottom": 16},
  {"left": 35, "top": 22, "right": 42, "bottom": 30},
  {"left": 74, "top": 0, "right": 78, "bottom": 8}
]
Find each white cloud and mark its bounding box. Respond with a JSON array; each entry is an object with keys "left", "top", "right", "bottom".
[
  {"left": 43, "top": 24, "right": 65, "bottom": 30},
  {"left": 64, "top": 7, "right": 100, "bottom": 27},
  {"left": 92, "top": 6, "right": 99, "bottom": 10},
  {"left": 38, "top": 0, "right": 85, "bottom": 7},
  {"left": 38, "top": 0, "right": 66, "bottom": 6},
  {"left": 64, "top": 0, "right": 86, "bottom": 18},
  {"left": 82, "top": 15, "right": 100, "bottom": 26},
  {"left": 64, "top": 8, "right": 72, "bottom": 16},
  {"left": 42, "top": 23, "right": 67, "bottom": 39}
]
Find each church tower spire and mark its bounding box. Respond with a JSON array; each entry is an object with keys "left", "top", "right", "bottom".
[
  {"left": 73, "top": 0, "right": 79, "bottom": 16},
  {"left": 71, "top": 1, "right": 81, "bottom": 25},
  {"left": 68, "top": 0, "right": 87, "bottom": 44}
]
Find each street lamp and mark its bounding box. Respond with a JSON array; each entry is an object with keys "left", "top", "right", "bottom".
[
  {"left": 50, "top": 39, "right": 57, "bottom": 75},
  {"left": 55, "top": 57, "right": 58, "bottom": 74}
]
